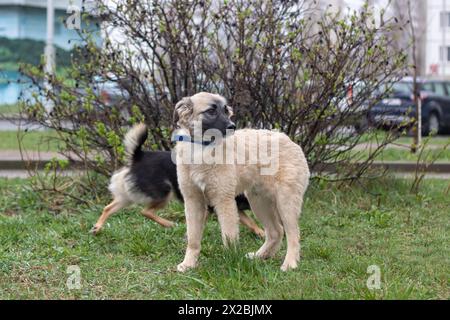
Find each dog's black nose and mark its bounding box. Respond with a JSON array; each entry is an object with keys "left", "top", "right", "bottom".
[{"left": 227, "top": 123, "right": 236, "bottom": 130}]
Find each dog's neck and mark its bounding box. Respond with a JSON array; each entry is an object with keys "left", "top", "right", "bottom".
[
  {"left": 173, "top": 128, "right": 229, "bottom": 167},
  {"left": 172, "top": 129, "right": 214, "bottom": 147},
  {"left": 172, "top": 135, "right": 214, "bottom": 146}
]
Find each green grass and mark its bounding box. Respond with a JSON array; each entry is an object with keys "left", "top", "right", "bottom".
[
  {"left": 349, "top": 148, "right": 450, "bottom": 162},
  {"left": 395, "top": 136, "right": 450, "bottom": 146},
  {"left": 359, "top": 131, "right": 450, "bottom": 146},
  {"left": 372, "top": 148, "right": 450, "bottom": 162},
  {"left": 0, "top": 177, "right": 449, "bottom": 299},
  {"left": 0, "top": 130, "right": 60, "bottom": 151},
  {"left": 0, "top": 103, "right": 20, "bottom": 115},
  {"left": 355, "top": 135, "right": 450, "bottom": 162},
  {"left": 0, "top": 62, "right": 20, "bottom": 72}
]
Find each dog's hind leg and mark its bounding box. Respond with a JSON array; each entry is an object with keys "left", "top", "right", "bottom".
[
  {"left": 90, "top": 200, "right": 127, "bottom": 235},
  {"left": 276, "top": 189, "right": 302, "bottom": 271},
  {"left": 239, "top": 211, "right": 265, "bottom": 238},
  {"left": 141, "top": 200, "right": 175, "bottom": 228},
  {"left": 246, "top": 194, "right": 283, "bottom": 259}
]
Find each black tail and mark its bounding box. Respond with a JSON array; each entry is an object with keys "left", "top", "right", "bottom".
[{"left": 123, "top": 123, "right": 148, "bottom": 165}]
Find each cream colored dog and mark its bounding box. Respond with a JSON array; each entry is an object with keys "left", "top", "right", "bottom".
[{"left": 173, "top": 92, "right": 310, "bottom": 272}]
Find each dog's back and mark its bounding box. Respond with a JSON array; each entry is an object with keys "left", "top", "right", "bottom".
[
  {"left": 233, "top": 129, "right": 309, "bottom": 203},
  {"left": 109, "top": 124, "right": 181, "bottom": 204},
  {"left": 129, "top": 150, "right": 182, "bottom": 202}
]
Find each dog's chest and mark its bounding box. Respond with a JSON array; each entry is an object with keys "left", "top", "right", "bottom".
[{"left": 189, "top": 167, "right": 211, "bottom": 192}]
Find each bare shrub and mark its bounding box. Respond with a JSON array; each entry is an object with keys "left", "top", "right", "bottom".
[{"left": 19, "top": 0, "right": 408, "bottom": 200}]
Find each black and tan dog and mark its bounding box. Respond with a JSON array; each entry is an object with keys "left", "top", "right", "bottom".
[{"left": 91, "top": 124, "right": 264, "bottom": 237}]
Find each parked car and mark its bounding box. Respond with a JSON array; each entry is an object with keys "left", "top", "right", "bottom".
[
  {"left": 368, "top": 78, "right": 450, "bottom": 135},
  {"left": 342, "top": 80, "right": 370, "bottom": 132},
  {"left": 327, "top": 80, "right": 370, "bottom": 133}
]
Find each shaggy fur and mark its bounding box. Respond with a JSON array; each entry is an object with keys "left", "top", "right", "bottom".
[
  {"left": 91, "top": 124, "right": 264, "bottom": 237},
  {"left": 174, "top": 92, "right": 310, "bottom": 272}
]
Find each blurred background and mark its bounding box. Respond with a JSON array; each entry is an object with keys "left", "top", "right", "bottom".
[
  {"left": 0, "top": 0, "right": 449, "bottom": 174},
  {"left": 0, "top": 0, "right": 99, "bottom": 106},
  {"left": 2, "top": 0, "right": 449, "bottom": 106}
]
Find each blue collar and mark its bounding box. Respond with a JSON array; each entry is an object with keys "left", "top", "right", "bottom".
[{"left": 171, "top": 135, "right": 214, "bottom": 146}]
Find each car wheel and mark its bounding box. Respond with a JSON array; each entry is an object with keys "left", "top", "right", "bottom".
[{"left": 426, "top": 112, "right": 440, "bottom": 136}]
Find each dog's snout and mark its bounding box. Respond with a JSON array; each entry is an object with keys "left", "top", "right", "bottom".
[{"left": 227, "top": 122, "right": 236, "bottom": 130}]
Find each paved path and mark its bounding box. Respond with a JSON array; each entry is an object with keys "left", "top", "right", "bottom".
[
  {"left": 1, "top": 169, "right": 449, "bottom": 179},
  {"left": 0, "top": 150, "right": 449, "bottom": 179},
  {"left": 0, "top": 170, "right": 31, "bottom": 178},
  {"left": 0, "top": 150, "right": 79, "bottom": 170},
  {"left": 0, "top": 117, "right": 73, "bottom": 131},
  {"left": 0, "top": 118, "right": 46, "bottom": 131},
  {"left": 354, "top": 142, "right": 449, "bottom": 151},
  {"left": 0, "top": 150, "right": 64, "bottom": 161}
]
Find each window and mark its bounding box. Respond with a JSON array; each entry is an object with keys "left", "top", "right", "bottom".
[
  {"left": 392, "top": 82, "right": 413, "bottom": 94},
  {"left": 422, "top": 82, "right": 434, "bottom": 92},
  {"left": 424, "top": 82, "right": 449, "bottom": 96},
  {"left": 433, "top": 83, "right": 447, "bottom": 96},
  {"left": 55, "top": 21, "right": 61, "bottom": 35},
  {"left": 440, "top": 12, "right": 450, "bottom": 27},
  {"left": 439, "top": 46, "right": 450, "bottom": 62},
  {"left": 445, "top": 83, "right": 450, "bottom": 96}
]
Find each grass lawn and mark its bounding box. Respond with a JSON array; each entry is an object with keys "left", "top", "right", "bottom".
[
  {"left": 359, "top": 130, "right": 450, "bottom": 145},
  {"left": 0, "top": 103, "right": 20, "bottom": 115},
  {"left": 395, "top": 136, "right": 450, "bottom": 146},
  {"left": 371, "top": 148, "right": 450, "bottom": 162},
  {"left": 0, "top": 130, "right": 60, "bottom": 152},
  {"left": 353, "top": 136, "right": 450, "bottom": 162},
  {"left": 0, "top": 177, "right": 448, "bottom": 299}
]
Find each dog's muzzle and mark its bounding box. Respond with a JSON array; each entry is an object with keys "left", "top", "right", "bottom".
[{"left": 227, "top": 122, "right": 236, "bottom": 130}]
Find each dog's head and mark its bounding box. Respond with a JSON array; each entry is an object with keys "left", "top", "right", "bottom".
[{"left": 173, "top": 92, "right": 236, "bottom": 138}]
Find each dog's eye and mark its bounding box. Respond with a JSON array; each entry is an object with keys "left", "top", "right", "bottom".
[{"left": 206, "top": 108, "right": 217, "bottom": 115}]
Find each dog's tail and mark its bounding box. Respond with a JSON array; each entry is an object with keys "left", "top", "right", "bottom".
[{"left": 124, "top": 123, "right": 148, "bottom": 165}]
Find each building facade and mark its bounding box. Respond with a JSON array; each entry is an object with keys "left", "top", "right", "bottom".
[
  {"left": 426, "top": 0, "right": 450, "bottom": 77},
  {"left": 0, "top": 0, "right": 99, "bottom": 105},
  {"left": 316, "top": 0, "right": 446, "bottom": 78},
  {"left": 0, "top": 0, "right": 98, "bottom": 50}
]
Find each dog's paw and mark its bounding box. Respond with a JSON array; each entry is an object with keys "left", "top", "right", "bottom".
[
  {"left": 89, "top": 225, "right": 101, "bottom": 235},
  {"left": 254, "top": 228, "right": 265, "bottom": 239},
  {"left": 177, "top": 262, "right": 194, "bottom": 272},
  {"left": 280, "top": 261, "right": 298, "bottom": 272},
  {"left": 161, "top": 220, "right": 176, "bottom": 228}
]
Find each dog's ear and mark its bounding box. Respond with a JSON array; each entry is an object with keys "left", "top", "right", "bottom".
[{"left": 173, "top": 97, "right": 193, "bottom": 128}]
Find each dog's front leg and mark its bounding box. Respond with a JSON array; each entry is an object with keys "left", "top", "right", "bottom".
[
  {"left": 177, "top": 188, "right": 207, "bottom": 272},
  {"left": 214, "top": 198, "right": 240, "bottom": 247}
]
